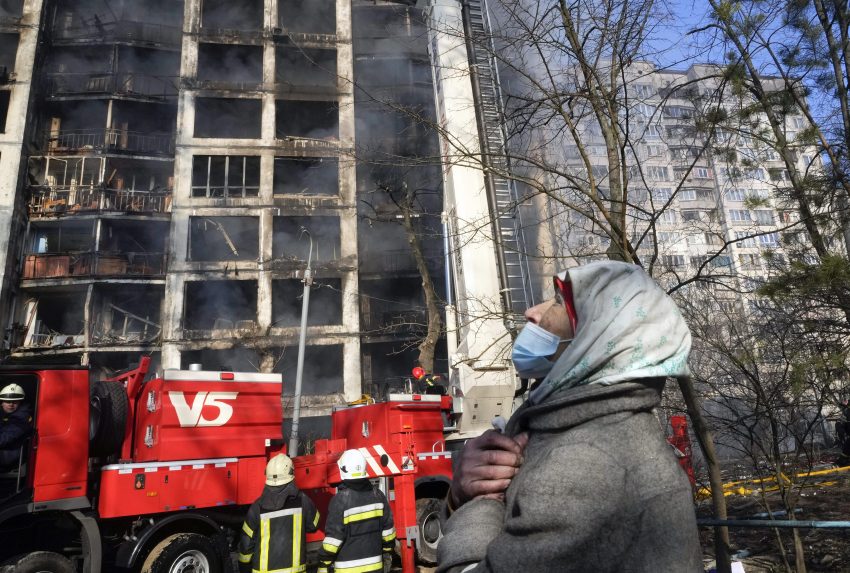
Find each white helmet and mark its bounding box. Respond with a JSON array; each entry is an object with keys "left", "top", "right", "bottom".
[
  {"left": 0, "top": 383, "right": 25, "bottom": 402},
  {"left": 265, "top": 454, "right": 295, "bottom": 486},
  {"left": 337, "top": 449, "right": 368, "bottom": 480}
]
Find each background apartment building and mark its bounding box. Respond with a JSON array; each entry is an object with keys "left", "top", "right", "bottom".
[{"left": 0, "top": 0, "right": 447, "bottom": 437}]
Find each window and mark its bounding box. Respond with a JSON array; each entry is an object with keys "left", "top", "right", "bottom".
[
  {"left": 635, "top": 103, "right": 655, "bottom": 117},
  {"left": 753, "top": 210, "right": 773, "bottom": 225},
  {"left": 653, "top": 188, "right": 673, "bottom": 202},
  {"left": 694, "top": 167, "right": 711, "bottom": 179},
  {"left": 633, "top": 84, "right": 654, "bottom": 98},
  {"left": 661, "top": 255, "right": 686, "bottom": 268},
  {"left": 687, "top": 233, "right": 706, "bottom": 245},
  {"left": 645, "top": 125, "right": 662, "bottom": 140},
  {"left": 647, "top": 144, "right": 666, "bottom": 157},
  {"left": 747, "top": 188, "right": 770, "bottom": 200},
  {"left": 725, "top": 189, "right": 745, "bottom": 202},
  {"left": 658, "top": 210, "right": 677, "bottom": 223},
  {"left": 711, "top": 255, "right": 732, "bottom": 268},
  {"left": 729, "top": 209, "right": 751, "bottom": 223},
  {"left": 769, "top": 169, "right": 790, "bottom": 182},
  {"left": 744, "top": 168, "right": 766, "bottom": 181},
  {"left": 777, "top": 211, "right": 795, "bottom": 224},
  {"left": 792, "top": 116, "right": 805, "bottom": 129},
  {"left": 658, "top": 231, "right": 682, "bottom": 244},
  {"left": 679, "top": 189, "right": 697, "bottom": 201},
  {"left": 681, "top": 210, "right": 702, "bottom": 222},
  {"left": 194, "top": 98, "right": 262, "bottom": 139},
  {"left": 736, "top": 231, "right": 756, "bottom": 247},
  {"left": 192, "top": 156, "right": 261, "bottom": 198},
  {"left": 647, "top": 166, "right": 668, "bottom": 180},
  {"left": 758, "top": 232, "right": 780, "bottom": 247},
  {"left": 739, "top": 254, "right": 761, "bottom": 269}
]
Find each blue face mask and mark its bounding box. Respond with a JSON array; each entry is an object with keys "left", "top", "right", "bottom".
[{"left": 512, "top": 322, "right": 571, "bottom": 379}]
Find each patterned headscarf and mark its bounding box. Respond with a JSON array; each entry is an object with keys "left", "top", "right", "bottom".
[{"left": 529, "top": 261, "right": 691, "bottom": 404}]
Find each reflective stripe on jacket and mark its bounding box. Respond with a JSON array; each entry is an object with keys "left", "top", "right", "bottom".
[
  {"left": 238, "top": 483, "right": 320, "bottom": 573},
  {"left": 317, "top": 479, "right": 396, "bottom": 573}
]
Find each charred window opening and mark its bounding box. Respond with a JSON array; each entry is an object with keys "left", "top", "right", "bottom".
[
  {"left": 195, "top": 97, "right": 261, "bottom": 139},
  {"left": 189, "top": 216, "right": 259, "bottom": 261},
  {"left": 279, "top": 0, "right": 336, "bottom": 35},
  {"left": 356, "top": 105, "right": 435, "bottom": 158},
  {"left": 275, "top": 46, "right": 337, "bottom": 92},
  {"left": 0, "top": 33, "right": 18, "bottom": 76},
  {"left": 0, "top": 0, "right": 23, "bottom": 19},
  {"left": 360, "top": 277, "right": 427, "bottom": 333},
  {"left": 191, "top": 155, "right": 260, "bottom": 198},
  {"left": 275, "top": 100, "right": 338, "bottom": 140},
  {"left": 20, "top": 291, "right": 87, "bottom": 348},
  {"left": 184, "top": 280, "right": 258, "bottom": 330},
  {"left": 101, "top": 219, "right": 167, "bottom": 252},
  {"left": 54, "top": 0, "right": 184, "bottom": 33},
  {"left": 273, "top": 216, "right": 341, "bottom": 263},
  {"left": 182, "top": 348, "right": 261, "bottom": 372},
  {"left": 30, "top": 221, "right": 94, "bottom": 254},
  {"left": 362, "top": 341, "right": 420, "bottom": 395},
  {"left": 201, "top": 0, "right": 263, "bottom": 31},
  {"left": 273, "top": 157, "right": 338, "bottom": 196},
  {"left": 46, "top": 45, "right": 180, "bottom": 80},
  {"left": 197, "top": 44, "right": 263, "bottom": 87},
  {"left": 0, "top": 91, "right": 9, "bottom": 133},
  {"left": 91, "top": 285, "right": 163, "bottom": 344},
  {"left": 275, "top": 344, "right": 344, "bottom": 396},
  {"left": 272, "top": 278, "right": 342, "bottom": 327},
  {"left": 283, "top": 415, "right": 332, "bottom": 449}
]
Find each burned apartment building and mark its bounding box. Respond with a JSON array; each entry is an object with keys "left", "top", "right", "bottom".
[{"left": 0, "top": 0, "right": 446, "bottom": 438}]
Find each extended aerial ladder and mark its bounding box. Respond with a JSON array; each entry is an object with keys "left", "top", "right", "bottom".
[{"left": 417, "top": 0, "right": 534, "bottom": 441}]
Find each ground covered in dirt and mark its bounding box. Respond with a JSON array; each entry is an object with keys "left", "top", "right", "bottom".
[{"left": 699, "top": 457, "right": 850, "bottom": 572}]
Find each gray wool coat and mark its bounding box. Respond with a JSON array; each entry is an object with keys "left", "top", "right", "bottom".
[{"left": 437, "top": 379, "right": 702, "bottom": 573}]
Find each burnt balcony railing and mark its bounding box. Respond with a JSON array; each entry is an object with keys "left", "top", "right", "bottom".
[
  {"left": 359, "top": 249, "right": 441, "bottom": 274},
  {"left": 362, "top": 307, "right": 427, "bottom": 332},
  {"left": 23, "top": 252, "right": 167, "bottom": 279},
  {"left": 44, "top": 129, "right": 175, "bottom": 155},
  {"left": 52, "top": 20, "right": 182, "bottom": 47},
  {"left": 44, "top": 72, "right": 178, "bottom": 100},
  {"left": 28, "top": 186, "right": 172, "bottom": 216}
]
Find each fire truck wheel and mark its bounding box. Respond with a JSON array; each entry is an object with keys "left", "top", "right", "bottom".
[
  {"left": 415, "top": 497, "right": 443, "bottom": 565},
  {"left": 3, "top": 551, "right": 74, "bottom": 573},
  {"left": 140, "top": 533, "right": 224, "bottom": 573},
  {"left": 89, "top": 381, "right": 128, "bottom": 457}
]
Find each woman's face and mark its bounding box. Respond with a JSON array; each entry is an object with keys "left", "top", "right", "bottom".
[{"left": 523, "top": 289, "right": 575, "bottom": 362}]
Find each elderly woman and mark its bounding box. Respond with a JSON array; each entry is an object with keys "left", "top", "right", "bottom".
[{"left": 438, "top": 261, "right": 702, "bottom": 573}]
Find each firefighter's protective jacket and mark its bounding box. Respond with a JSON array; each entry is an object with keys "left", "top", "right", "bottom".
[
  {"left": 317, "top": 478, "right": 396, "bottom": 573},
  {"left": 238, "top": 482, "right": 319, "bottom": 573},
  {"left": 0, "top": 403, "right": 32, "bottom": 469}
]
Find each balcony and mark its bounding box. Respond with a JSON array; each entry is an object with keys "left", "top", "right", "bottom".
[
  {"left": 22, "top": 252, "right": 166, "bottom": 280},
  {"left": 52, "top": 20, "right": 182, "bottom": 48},
  {"left": 28, "top": 186, "right": 172, "bottom": 216},
  {"left": 43, "top": 128, "right": 175, "bottom": 155},
  {"left": 44, "top": 72, "right": 178, "bottom": 100},
  {"left": 359, "top": 249, "right": 441, "bottom": 275}
]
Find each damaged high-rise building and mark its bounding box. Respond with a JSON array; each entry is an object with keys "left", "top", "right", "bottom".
[{"left": 0, "top": 0, "right": 449, "bottom": 441}]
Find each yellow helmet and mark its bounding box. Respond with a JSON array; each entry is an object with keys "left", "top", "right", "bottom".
[
  {"left": 265, "top": 454, "right": 294, "bottom": 486},
  {"left": 0, "top": 383, "right": 25, "bottom": 401}
]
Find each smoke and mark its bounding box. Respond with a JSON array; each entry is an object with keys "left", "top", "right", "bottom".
[
  {"left": 0, "top": 0, "right": 22, "bottom": 19},
  {"left": 195, "top": 97, "right": 262, "bottom": 138},
  {"left": 198, "top": 43, "right": 263, "bottom": 84},
  {"left": 182, "top": 347, "right": 262, "bottom": 372},
  {"left": 276, "top": 344, "right": 344, "bottom": 396},
  {"left": 272, "top": 278, "right": 342, "bottom": 327},
  {"left": 275, "top": 46, "right": 337, "bottom": 89},
  {"left": 273, "top": 157, "right": 339, "bottom": 196},
  {"left": 184, "top": 280, "right": 258, "bottom": 330},
  {"left": 201, "top": 0, "right": 263, "bottom": 32},
  {"left": 279, "top": 0, "right": 336, "bottom": 35},
  {"left": 0, "top": 33, "right": 17, "bottom": 71},
  {"left": 275, "top": 100, "right": 339, "bottom": 140},
  {"left": 189, "top": 216, "right": 259, "bottom": 261},
  {"left": 272, "top": 216, "right": 341, "bottom": 263}
]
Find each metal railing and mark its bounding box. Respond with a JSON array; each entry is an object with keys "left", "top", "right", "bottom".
[
  {"left": 43, "top": 129, "right": 175, "bottom": 155},
  {"left": 28, "top": 186, "right": 172, "bottom": 215},
  {"left": 22, "top": 252, "right": 166, "bottom": 279},
  {"left": 359, "top": 249, "right": 442, "bottom": 275},
  {"left": 53, "top": 20, "right": 182, "bottom": 46},
  {"left": 44, "top": 72, "right": 178, "bottom": 99}
]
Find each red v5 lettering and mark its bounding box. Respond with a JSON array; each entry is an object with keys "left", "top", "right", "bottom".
[{"left": 168, "top": 391, "right": 238, "bottom": 427}]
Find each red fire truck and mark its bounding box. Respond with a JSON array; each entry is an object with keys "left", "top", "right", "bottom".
[{"left": 0, "top": 356, "right": 457, "bottom": 573}]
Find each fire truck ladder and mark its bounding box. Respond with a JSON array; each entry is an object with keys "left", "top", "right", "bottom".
[{"left": 462, "top": 0, "right": 534, "bottom": 326}]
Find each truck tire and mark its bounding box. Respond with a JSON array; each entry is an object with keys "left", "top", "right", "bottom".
[
  {"left": 415, "top": 497, "right": 443, "bottom": 565},
  {"left": 140, "top": 533, "right": 224, "bottom": 573},
  {"left": 3, "top": 552, "right": 75, "bottom": 573},
  {"left": 89, "top": 381, "right": 128, "bottom": 457}
]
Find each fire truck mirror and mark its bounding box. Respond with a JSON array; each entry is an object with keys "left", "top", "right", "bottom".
[{"left": 380, "top": 454, "right": 389, "bottom": 467}]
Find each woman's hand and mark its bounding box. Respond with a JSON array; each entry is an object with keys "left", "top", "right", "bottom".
[{"left": 449, "top": 430, "right": 530, "bottom": 509}]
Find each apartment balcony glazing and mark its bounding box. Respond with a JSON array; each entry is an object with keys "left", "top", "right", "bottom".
[
  {"left": 43, "top": 72, "right": 178, "bottom": 101},
  {"left": 52, "top": 19, "right": 181, "bottom": 49},
  {"left": 22, "top": 252, "right": 167, "bottom": 280},
  {"left": 28, "top": 186, "right": 172, "bottom": 217},
  {"left": 42, "top": 128, "right": 175, "bottom": 156}
]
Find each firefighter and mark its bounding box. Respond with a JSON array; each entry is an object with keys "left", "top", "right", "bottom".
[
  {"left": 318, "top": 449, "right": 396, "bottom": 573},
  {"left": 237, "top": 454, "right": 319, "bottom": 573},
  {"left": 412, "top": 366, "right": 446, "bottom": 395},
  {"left": 0, "top": 383, "right": 32, "bottom": 471}
]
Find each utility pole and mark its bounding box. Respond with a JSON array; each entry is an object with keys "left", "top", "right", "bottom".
[{"left": 288, "top": 229, "right": 313, "bottom": 456}]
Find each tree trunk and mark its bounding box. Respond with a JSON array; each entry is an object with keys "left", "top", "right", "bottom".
[{"left": 677, "top": 376, "right": 732, "bottom": 573}]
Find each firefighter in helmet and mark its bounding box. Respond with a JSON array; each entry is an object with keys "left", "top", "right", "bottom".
[
  {"left": 238, "top": 453, "right": 319, "bottom": 573},
  {"left": 412, "top": 366, "right": 447, "bottom": 395},
  {"left": 0, "top": 383, "right": 32, "bottom": 471},
  {"left": 318, "top": 449, "right": 396, "bottom": 573}
]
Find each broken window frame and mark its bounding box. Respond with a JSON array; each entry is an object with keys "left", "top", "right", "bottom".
[{"left": 191, "top": 155, "right": 260, "bottom": 198}]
